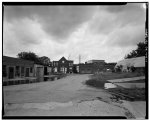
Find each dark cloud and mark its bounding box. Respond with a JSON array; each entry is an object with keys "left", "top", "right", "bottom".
[
  {"left": 91, "top": 3, "right": 146, "bottom": 35},
  {"left": 4, "top": 6, "right": 97, "bottom": 40},
  {"left": 3, "top": 4, "right": 146, "bottom": 62}
]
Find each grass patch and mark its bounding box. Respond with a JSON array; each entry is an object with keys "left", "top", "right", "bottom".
[
  {"left": 91, "top": 72, "right": 144, "bottom": 80},
  {"left": 85, "top": 72, "right": 145, "bottom": 101},
  {"left": 85, "top": 72, "right": 145, "bottom": 88},
  {"left": 85, "top": 79, "right": 108, "bottom": 88}
]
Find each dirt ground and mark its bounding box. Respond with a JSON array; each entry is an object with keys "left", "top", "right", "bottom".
[{"left": 3, "top": 74, "right": 146, "bottom": 118}]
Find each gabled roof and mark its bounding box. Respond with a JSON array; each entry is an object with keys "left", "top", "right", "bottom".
[{"left": 59, "top": 56, "right": 67, "bottom": 61}]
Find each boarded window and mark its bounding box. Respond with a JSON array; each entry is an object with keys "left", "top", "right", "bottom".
[
  {"left": 21, "top": 67, "right": 25, "bottom": 77},
  {"left": 3, "top": 65, "right": 7, "bottom": 77},
  {"left": 15, "top": 66, "right": 20, "bottom": 77}
]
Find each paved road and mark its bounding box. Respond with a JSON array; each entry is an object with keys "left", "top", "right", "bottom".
[{"left": 3, "top": 74, "right": 143, "bottom": 118}]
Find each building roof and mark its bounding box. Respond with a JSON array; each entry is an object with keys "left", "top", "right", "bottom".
[
  {"left": 115, "top": 56, "right": 145, "bottom": 68},
  {"left": 86, "top": 60, "right": 105, "bottom": 63},
  {"left": 3, "top": 56, "right": 34, "bottom": 66}
]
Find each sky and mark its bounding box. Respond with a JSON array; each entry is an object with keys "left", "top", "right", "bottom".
[{"left": 3, "top": 3, "right": 146, "bottom": 64}]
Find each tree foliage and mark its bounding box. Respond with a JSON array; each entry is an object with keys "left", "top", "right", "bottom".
[
  {"left": 125, "top": 42, "right": 146, "bottom": 59},
  {"left": 39, "top": 56, "right": 51, "bottom": 66},
  {"left": 17, "top": 52, "right": 51, "bottom": 65},
  {"left": 17, "top": 52, "right": 40, "bottom": 63}
]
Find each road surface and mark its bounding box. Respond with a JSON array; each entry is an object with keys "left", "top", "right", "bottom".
[{"left": 3, "top": 74, "right": 145, "bottom": 118}]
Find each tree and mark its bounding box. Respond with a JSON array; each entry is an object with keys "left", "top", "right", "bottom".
[
  {"left": 125, "top": 42, "right": 146, "bottom": 59},
  {"left": 136, "top": 42, "right": 146, "bottom": 57},
  {"left": 17, "top": 51, "right": 40, "bottom": 64},
  {"left": 39, "top": 56, "right": 51, "bottom": 66}
]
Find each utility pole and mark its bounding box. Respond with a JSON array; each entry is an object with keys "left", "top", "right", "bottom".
[
  {"left": 79, "top": 54, "right": 81, "bottom": 64},
  {"left": 68, "top": 54, "right": 71, "bottom": 60}
]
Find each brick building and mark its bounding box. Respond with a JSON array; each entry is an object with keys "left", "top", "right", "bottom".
[
  {"left": 76, "top": 60, "right": 116, "bottom": 74},
  {"left": 3, "top": 56, "right": 37, "bottom": 85},
  {"left": 2, "top": 56, "right": 53, "bottom": 85},
  {"left": 52, "top": 57, "right": 73, "bottom": 73},
  {"left": 3, "top": 56, "right": 35, "bottom": 79}
]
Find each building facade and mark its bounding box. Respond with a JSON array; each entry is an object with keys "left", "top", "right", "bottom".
[
  {"left": 76, "top": 60, "right": 116, "bottom": 74},
  {"left": 52, "top": 57, "right": 73, "bottom": 73},
  {"left": 3, "top": 56, "right": 53, "bottom": 85},
  {"left": 3, "top": 56, "right": 37, "bottom": 86},
  {"left": 86, "top": 60, "right": 105, "bottom": 64}
]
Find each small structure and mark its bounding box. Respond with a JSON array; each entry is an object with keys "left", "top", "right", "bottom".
[
  {"left": 52, "top": 57, "right": 73, "bottom": 73},
  {"left": 115, "top": 56, "right": 145, "bottom": 73},
  {"left": 3, "top": 56, "right": 36, "bottom": 85},
  {"left": 34, "top": 64, "right": 44, "bottom": 82}
]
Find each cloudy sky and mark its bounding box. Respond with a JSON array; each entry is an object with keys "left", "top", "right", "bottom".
[{"left": 3, "top": 3, "right": 146, "bottom": 63}]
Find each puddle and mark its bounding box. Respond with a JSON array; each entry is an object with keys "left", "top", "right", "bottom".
[
  {"left": 104, "top": 83, "right": 117, "bottom": 89},
  {"left": 44, "top": 76, "right": 62, "bottom": 81},
  {"left": 4, "top": 76, "right": 64, "bottom": 86}
]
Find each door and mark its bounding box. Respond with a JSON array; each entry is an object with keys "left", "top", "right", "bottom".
[
  {"left": 44, "top": 67, "right": 48, "bottom": 75},
  {"left": 25, "top": 68, "right": 30, "bottom": 77},
  {"left": 8, "top": 67, "right": 14, "bottom": 79}
]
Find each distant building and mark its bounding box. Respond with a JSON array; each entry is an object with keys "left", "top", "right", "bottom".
[
  {"left": 86, "top": 60, "right": 105, "bottom": 64},
  {"left": 115, "top": 56, "right": 145, "bottom": 73},
  {"left": 52, "top": 57, "right": 73, "bottom": 73},
  {"left": 76, "top": 60, "right": 116, "bottom": 74},
  {"left": 104, "top": 63, "right": 117, "bottom": 72}
]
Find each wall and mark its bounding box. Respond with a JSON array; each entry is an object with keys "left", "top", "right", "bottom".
[{"left": 3, "top": 56, "right": 35, "bottom": 80}]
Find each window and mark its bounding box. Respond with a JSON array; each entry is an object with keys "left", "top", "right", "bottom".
[
  {"left": 60, "top": 67, "right": 64, "bottom": 72},
  {"left": 54, "top": 67, "right": 57, "bottom": 72},
  {"left": 15, "top": 66, "right": 20, "bottom": 77},
  {"left": 21, "top": 67, "right": 25, "bottom": 77},
  {"left": 3, "top": 65, "right": 7, "bottom": 77},
  {"left": 62, "top": 61, "right": 64, "bottom": 63},
  {"left": 30, "top": 67, "right": 33, "bottom": 73},
  {"left": 69, "top": 63, "right": 73, "bottom": 66}
]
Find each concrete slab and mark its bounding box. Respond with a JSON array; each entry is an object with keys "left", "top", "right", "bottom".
[{"left": 107, "top": 76, "right": 145, "bottom": 83}]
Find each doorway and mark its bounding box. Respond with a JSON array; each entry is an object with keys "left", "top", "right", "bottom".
[
  {"left": 8, "top": 67, "right": 14, "bottom": 79},
  {"left": 44, "top": 67, "right": 48, "bottom": 75},
  {"left": 25, "top": 68, "right": 30, "bottom": 77}
]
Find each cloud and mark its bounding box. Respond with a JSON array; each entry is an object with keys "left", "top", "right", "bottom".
[
  {"left": 3, "top": 4, "right": 146, "bottom": 63},
  {"left": 3, "top": 17, "right": 47, "bottom": 56},
  {"left": 105, "top": 24, "right": 145, "bottom": 47},
  {"left": 4, "top": 6, "right": 97, "bottom": 41}
]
